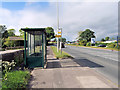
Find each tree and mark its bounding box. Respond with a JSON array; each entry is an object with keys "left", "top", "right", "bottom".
[
  {"left": 46, "top": 27, "right": 55, "bottom": 41},
  {"left": 59, "top": 38, "right": 66, "bottom": 43},
  {"left": 105, "top": 37, "right": 110, "bottom": 41},
  {"left": 7, "top": 29, "right": 15, "bottom": 36},
  {"left": 0, "top": 25, "right": 8, "bottom": 48},
  {"left": 67, "top": 41, "right": 70, "bottom": 43},
  {"left": 4, "top": 38, "right": 16, "bottom": 47},
  {"left": 52, "top": 38, "right": 57, "bottom": 42},
  {"left": 19, "top": 29, "right": 24, "bottom": 38},
  {"left": 76, "top": 31, "right": 83, "bottom": 40},
  {"left": 80, "top": 29, "right": 95, "bottom": 42},
  {"left": 2, "top": 30, "right": 8, "bottom": 39},
  {"left": 101, "top": 38, "right": 105, "bottom": 41},
  {"left": 0, "top": 25, "right": 7, "bottom": 40},
  {"left": 111, "top": 37, "right": 115, "bottom": 40},
  {"left": 0, "top": 25, "right": 6, "bottom": 34}
]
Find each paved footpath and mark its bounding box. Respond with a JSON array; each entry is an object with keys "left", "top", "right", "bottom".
[{"left": 29, "top": 46, "right": 118, "bottom": 88}]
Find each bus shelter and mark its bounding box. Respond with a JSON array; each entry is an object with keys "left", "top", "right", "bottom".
[{"left": 21, "top": 28, "right": 47, "bottom": 68}]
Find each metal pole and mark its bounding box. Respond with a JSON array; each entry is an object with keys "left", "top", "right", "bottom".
[
  {"left": 34, "top": 35, "right": 35, "bottom": 53},
  {"left": 24, "top": 31, "right": 26, "bottom": 65},
  {"left": 30, "top": 34, "right": 31, "bottom": 54},
  {"left": 117, "top": 36, "right": 118, "bottom": 49},
  {"left": 57, "top": 0, "right": 59, "bottom": 52},
  {"left": 60, "top": 28, "right": 62, "bottom": 55}
]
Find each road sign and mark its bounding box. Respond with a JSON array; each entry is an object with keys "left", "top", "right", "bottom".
[
  {"left": 58, "top": 32, "right": 61, "bottom": 34},
  {"left": 91, "top": 38, "right": 95, "bottom": 44},
  {"left": 55, "top": 35, "right": 61, "bottom": 37}
]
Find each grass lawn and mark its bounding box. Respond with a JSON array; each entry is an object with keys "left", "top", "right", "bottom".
[
  {"left": 66, "top": 44, "right": 120, "bottom": 51},
  {"left": 2, "top": 70, "right": 30, "bottom": 89},
  {"left": 51, "top": 46, "right": 73, "bottom": 59}
]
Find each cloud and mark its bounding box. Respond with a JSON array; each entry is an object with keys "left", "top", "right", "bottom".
[
  {"left": 59, "top": 2, "right": 118, "bottom": 41},
  {"left": 0, "top": 1, "right": 118, "bottom": 41}
]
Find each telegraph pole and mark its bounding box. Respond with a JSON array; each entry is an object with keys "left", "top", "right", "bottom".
[
  {"left": 57, "top": 0, "right": 59, "bottom": 52},
  {"left": 59, "top": 28, "right": 62, "bottom": 55}
]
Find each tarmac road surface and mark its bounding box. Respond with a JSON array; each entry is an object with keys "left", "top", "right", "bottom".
[{"left": 63, "top": 45, "right": 119, "bottom": 86}]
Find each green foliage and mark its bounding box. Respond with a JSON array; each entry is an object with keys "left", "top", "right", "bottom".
[
  {"left": 77, "top": 31, "right": 83, "bottom": 40},
  {"left": 115, "top": 44, "right": 120, "bottom": 49},
  {"left": 79, "top": 29, "right": 95, "bottom": 42},
  {"left": 101, "top": 37, "right": 110, "bottom": 41},
  {"left": 1, "top": 28, "right": 9, "bottom": 48},
  {"left": 107, "top": 43, "right": 116, "bottom": 48},
  {"left": 2, "top": 70, "right": 30, "bottom": 89},
  {"left": 105, "top": 37, "right": 110, "bottom": 41},
  {"left": 101, "top": 38, "right": 105, "bottom": 41},
  {"left": 111, "top": 37, "right": 115, "bottom": 40},
  {"left": 86, "top": 42, "right": 91, "bottom": 46},
  {"left": 4, "top": 37, "right": 23, "bottom": 47},
  {"left": 4, "top": 38, "right": 16, "bottom": 47},
  {"left": 2, "top": 60, "right": 16, "bottom": 75},
  {"left": 7, "top": 29, "right": 15, "bottom": 36},
  {"left": 19, "top": 29, "right": 24, "bottom": 38},
  {"left": 72, "top": 43, "right": 76, "bottom": 45},
  {"left": 95, "top": 43, "right": 108, "bottom": 46},
  {"left": 51, "top": 46, "right": 73, "bottom": 59},
  {"left": 2, "top": 30, "right": 8, "bottom": 39},
  {"left": 79, "top": 40, "right": 87, "bottom": 46},
  {"left": 59, "top": 38, "right": 66, "bottom": 43},
  {"left": 46, "top": 27, "right": 55, "bottom": 41}
]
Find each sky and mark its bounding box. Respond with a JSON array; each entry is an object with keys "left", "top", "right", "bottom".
[{"left": 0, "top": 0, "right": 118, "bottom": 41}]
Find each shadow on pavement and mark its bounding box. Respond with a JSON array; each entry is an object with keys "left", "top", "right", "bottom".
[
  {"left": 73, "top": 58, "right": 104, "bottom": 68},
  {"left": 46, "top": 58, "right": 104, "bottom": 69},
  {"left": 46, "top": 61, "right": 62, "bottom": 68},
  {"left": 47, "top": 58, "right": 58, "bottom": 60}
]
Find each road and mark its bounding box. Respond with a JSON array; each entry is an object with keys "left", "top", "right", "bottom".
[
  {"left": 29, "top": 46, "right": 117, "bottom": 88},
  {"left": 63, "top": 45, "right": 119, "bottom": 86}
]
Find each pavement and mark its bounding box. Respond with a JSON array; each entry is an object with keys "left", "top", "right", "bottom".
[
  {"left": 63, "top": 45, "right": 119, "bottom": 86},
  {"left": 29, "top": 46, "right": 118, "bottom": 88}
]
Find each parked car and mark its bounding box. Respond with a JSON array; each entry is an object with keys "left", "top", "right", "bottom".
[{"left": 97, "top": 44, "right": 106, "bottom": 47}]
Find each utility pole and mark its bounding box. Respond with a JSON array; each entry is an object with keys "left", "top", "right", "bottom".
[
  {"left": 57, "top": 0, "right": 59, "bottom": 52},
  {"left": 59, "top": 28, "right": 62, "bottom": 55}
]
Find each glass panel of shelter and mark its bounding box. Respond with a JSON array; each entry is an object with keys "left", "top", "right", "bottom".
[{"left": 27, "top": 31, "right": 43, "bottom": 57}]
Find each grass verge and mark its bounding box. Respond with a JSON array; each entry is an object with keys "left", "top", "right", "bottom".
[
  {"left": 51, "top": 46, "right": 73, "bottom": 59},
  {"left": 66, "top": 44, "right": 120, "bottom": 51},
  {"left": 2, "top": 70, "right": 30, "bottom": 89}
]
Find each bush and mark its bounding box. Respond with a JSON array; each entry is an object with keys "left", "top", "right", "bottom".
[
  {"left": 114, "top": 43, "right": 120, "bottom": 49},
  {"left": 2, "top": 45, "right": 7, "bottom": 48},
  {"left": 2, "top": 70, "right": 30, "bottom": 89},
  {"left": 72, "top": 43, "right": 76, "bottom": 45},
  {"left": 79, "top": 40, "right": 87, "bottom": 46},
  {"left": 2, "top": 60, "right": 16, "bottom": 75},
  {"left": 86, "top": 42, "right": 91, "bottom": 46},
  {"left": 107, "top": 43, "right": 116, "bottom": 48},
  {"left": 95, "top": 43, "right": 108, "bottom": 46}
]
